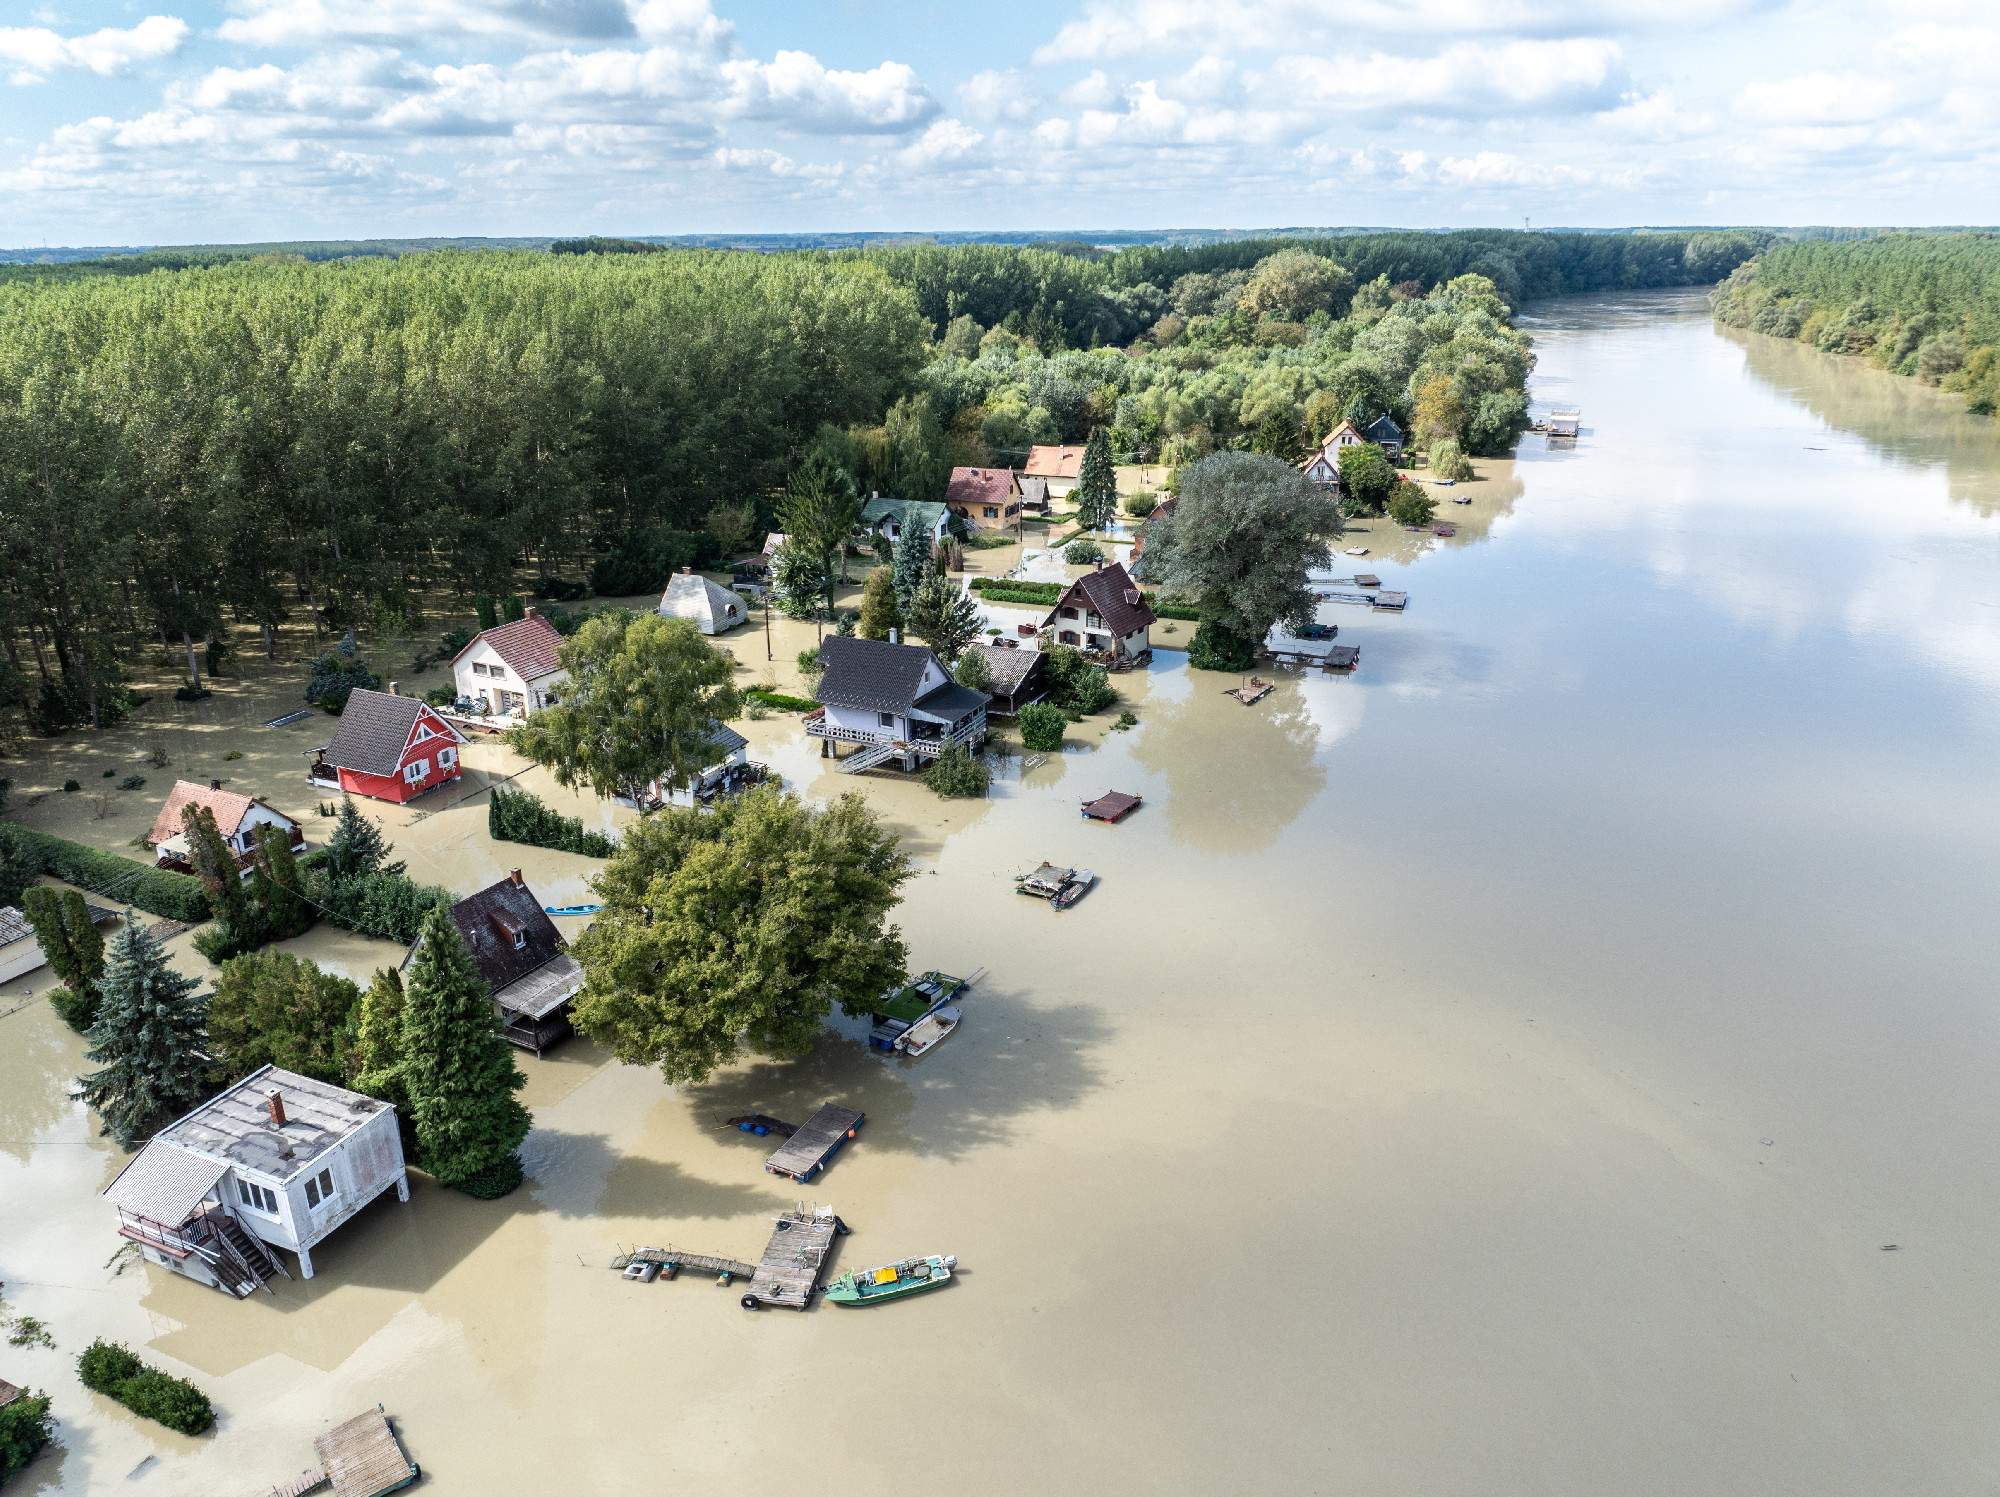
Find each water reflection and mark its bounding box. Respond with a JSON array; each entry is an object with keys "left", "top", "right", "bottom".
[
  {"left": 1130, "top": 676, "right": 1325, "bottom": 853},
  {"left": 0, "top": 1004, "right": 81, "bottom": 1164}
]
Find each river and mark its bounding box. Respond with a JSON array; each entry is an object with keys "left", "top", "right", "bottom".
[{"left": 5, "top": 289, "right": 2000, "bottom": 1495}]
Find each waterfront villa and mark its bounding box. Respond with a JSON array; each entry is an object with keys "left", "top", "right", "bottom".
[
  {"left": 101, "top": 1066, "right": 408, "bottom": 1292},
  {"left": 147, "top": 780, "right": 307, "bottom": 877},
  {"left": 306, "top": 688, "right": 466, "bottom": 804},
  {"left": 450, "top": 609, "right": 567, "bottom": 724},
  {"left": 416, "top": 870, "right": 582, "bottom": 1056},
  {"left": 1310, "top": 414, "right": 1405, "bottom": 468},
  {"left": 1043, "top": 561, "right": 1156, "bottom": 665},
  {"left": 946, "top": 467, "right": 1023, "bottom": 533},
  {"left": 659, "top": 568, "right": 748, "bottom": 634},
  {"left": 804, "top": 635, "right": 988, "bottom": 773}
]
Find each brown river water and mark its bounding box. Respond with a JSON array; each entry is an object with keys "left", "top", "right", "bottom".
[{"left": 5, "top": 290, "right": 2000, "bottom": 1495}]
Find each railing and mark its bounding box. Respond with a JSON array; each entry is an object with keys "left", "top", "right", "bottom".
[
  {"left": 806, "top": 713, "right": 984, "bottom": 757},
  {"left": 116, "top": 1209, "right": 212, "bottom": 1258}
]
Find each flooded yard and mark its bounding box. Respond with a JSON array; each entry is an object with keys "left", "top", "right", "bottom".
[{"left": 6, "top": 289, "right": 2000, "bottom": 1495}]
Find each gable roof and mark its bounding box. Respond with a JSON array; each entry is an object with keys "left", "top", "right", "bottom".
[
  {"left": 101, "top": 1139, "right": 229, "bottom": 1226},
  {"left": 859, "top": 497, "right": 948, "bottom": 533},
  {"left": 816, "top": 634, "right": 947, "bottom": 715},
  {"left": 1366, "top": 413, "right": 1404, "bottom": 444},
  {"left": 703, "top": 721, "right": 749, "bottom": 756},
  {"left": 1018, "top": 475, "right": 1050, "bottom": 503},
  {"left": 659, "top": 570, "right": 746, "bottom": 628},
  {"left": 454, "top": 611, "right": 565, "bottom": 682},
  {"left": 1319, "top": 420, "right": 1360, "bottom": 450},
  {"left": 1050, "top": 561, "right": 1156, "bottom": 637},
  {"left": 962, "top": 642, "right": 1045, "bottom": 696},
  {"left": 946, "top": 467, "right": 1016, "bottom": 511},
  {"left": 446, "top": 874, "right": 567, "bottom": 996},
  {"left": 148, "top": 780, "right": 296, "bottom": 847},
  {"left": 1025, "top": 445, "right": 1086, "bottom": 478},
  {"left": 321, "top": 690, "right": 464, "bottom": 778}
]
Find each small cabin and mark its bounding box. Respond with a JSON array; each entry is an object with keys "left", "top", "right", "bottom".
[
  {"left": 860, "top": 497, "right": 950, "bottom": 546},
  {"left": 450, "top": 609, "right": 568, "bottom": 723},
  {"left": 306, "top": 688, "right": 467, "bottom": 804},
  {"left": 148, "top": 780, "right": 307, "bottom": 878},
  {"left": 423, "top": 870, "right": 583, "bottom": 1057},
  {"left": 805, "top": 635, "right": 988, "bottom": 771},
  {"left": 621, "top": 722, "right": 762, "bottom": 811},
  {"left": 102, "top": 1066, "right": 408, "bottom": 1291},
  {"left": 958, "top": 643, "right": 1048, "bottom": 716},
  {"left": 1042, "top": 561, "right": 1156, "bottom": 664}
]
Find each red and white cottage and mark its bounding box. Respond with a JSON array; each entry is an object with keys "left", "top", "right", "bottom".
[{"left": 305, "top": 686, "right": 468, "bottom": 804}]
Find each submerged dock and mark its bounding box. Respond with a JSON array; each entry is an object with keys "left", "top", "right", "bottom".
[
  {"left": 744, "top": 1207, "right": 847, "bottom": 1310},
  {"left": 613, "top": 1246, "right": 758, "bottom": 1281},
  {"left": 764, "top": 1103, "right": 863, "bottom": 1182}
]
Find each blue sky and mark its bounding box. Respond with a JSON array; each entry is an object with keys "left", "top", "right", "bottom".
[{"left": 1, "top": 0, "right": 1993, "bottom": 244}]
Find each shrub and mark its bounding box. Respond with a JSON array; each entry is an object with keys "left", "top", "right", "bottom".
[
  {"left": 305, "top": 652, "right": 379, "bottom": 714},
  {"left": 953, "top": 649, "right": 994, "bottom": 691},
  {"left": 1116, "top": 710, "right": 1138, "bottom": 729},
  {"left": 1018, "top": 702, "right": 1066, "bottom": 752},
  {"left": 452, "top": 1150, "right": 526, "bottom": 1199},
  {"left": 1125, "top": 492, "right": 1160, "bottom": 518},
  {"left": 222, "top": 750, "right": 243, "bottom": 761},
  {"left": 78, "top": 1341, "right": 212, "bottom": 1435},
  {"left": 745, "top": 688, "right": 819, "bottom": 713},
  {"left": 1043, "top": 645, "right": 1117, "bottom": 715},
  {"left": 922, "top": 743, "right": 990, "bottom": 798},
  {"left": 534, "top": 577, "right": 590, "bottom": 602},
  {"left": 796, "top": 646, "right": 822, "bottom": 674},
  {"left": 1063, "top": 539, "right": 1103, "bottom": 565},
  {"left": 1388, "top": 483, "right": 1436, "bottom": 528},
  {"left": 968, "top": 578, "right": 1062, "bottom": 602},
  {"left": 173, "top": 680, "right": 211, "bottom": 703},
  {"left": 1149, "top": 602, "right": 1202, "bottom": 622},
  {"left": 119, "top": 774, "right": 146, "bottom": 791},
  {"left": 62, "top": 779, "right": 80, "bottom": 793},
  {"left": 0, "top": 825, "right": 209, "bottom": 922},
  {"left": 305, "top": 867, "right": 451, "bottom": 945},
  {"left": 424, "top": 684, "right": 456, "bottom": 707},
  {"left": 102, "top": 768, "right": 115, "bottom": 777},
  {"left": 49, "top": 985, "right": 98, "bottom": 1031},
  {"left": 1428, "top": 437, "right": 1473, "bottom": 481},
  {"left": 1188, "top": 620, "right": 1259, "bottom": 672},
  {"left": 488, "top": 786, "right": 617, "bottom": 858},
  {"left": 0, "top": 1387, "right": 54, "bottom": 1481},
  {"left": 439, "top": 626, "right": 474, "bottom": 657}
]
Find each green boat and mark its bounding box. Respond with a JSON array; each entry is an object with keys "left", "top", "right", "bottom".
[{"left": 822, "top": 1254, "right": 956, "bottom": 1306}]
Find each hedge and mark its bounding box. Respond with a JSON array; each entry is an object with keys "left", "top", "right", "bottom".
[
  {"left": 77, "top": 1340, "right": 214, "bottom": 1436},
  {"left": 1149, "top": 603, "right": 1202, "bottom": 621},
  {"left": 746, "top": 689, "right": 819, "bottom": 713},
  {"left": 969, "top": 578, "right": 1063, "bottom": 603},
  {"left": 0, "top": 825, "right": 209, "bottom": 922},
  {"left": 0, "top": 1386, "right": 54, "bottom": 1481},
  {"left": 489, "top": 786, "right": 616, "bottom": 858}
]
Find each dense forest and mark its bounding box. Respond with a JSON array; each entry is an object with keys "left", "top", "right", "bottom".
[
  {"left": 0, "top": 228, "right": 1764, "bottom": 738},
  {"left": 1711, "top": 234, "right": 2000, "bottom": 415}
]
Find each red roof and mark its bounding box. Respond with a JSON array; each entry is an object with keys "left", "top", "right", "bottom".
[
  {"left": 1025, "top": 445, "right": 1086, "bottom": 479},
  {"left": 148, "top": 781, "right": 295, "bottom": 847},
  {"left": 946, "top": 467, "right": 1016, "bottom": 510},
  {"left": 454, "top": 610, "right": 565, "bottom": 682},
  {"left": 1047, "top": 561, "right": 1156, "bottom": 638}
]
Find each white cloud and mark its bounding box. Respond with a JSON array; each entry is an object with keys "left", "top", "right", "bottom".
[
  {"left": 0, "top": 16, "right": 187, "bottom": 84},
  {"left": 960, "top": 68, "right": 1038, "bottom": 123},
  {"left": 1596, "top": 89, "right": 1710, "bottom": 141},
  {"left": 722, "top": 51, "right": 938, "bottom": 134},
  {"left": 1733, "top": 71, "right": 1898, "bottom": 127},
  {"left": 1268, "top": 38, "right": 1624, "bottom": 116},
  {"left": 217, "top": 0, "right": 646, "bottom": 48}
]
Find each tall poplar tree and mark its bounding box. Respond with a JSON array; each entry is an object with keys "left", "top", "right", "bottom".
[
  {"left": 75, "top": 917, "right": 211, "bottom": 1148},
  {"left": 400, "top": 902, "right": 531, "bottom": 1193},
  {"left": 22, "top": 886, "right": 107, "bottom": 1032},
  {"left": 892, "top": 509, "right": 931, "bottom": 615},
  {"left": 1074, "top": 426, "right": 1119, "bottom": 533}
]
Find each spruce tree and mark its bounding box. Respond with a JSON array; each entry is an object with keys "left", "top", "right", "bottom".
[
  {"left": 326, "top": 796, "right": 399, "bottom": 878},
  {"left": 23, "top": 886, "right": 106, "bottom": 1031},
  {"left": 904, "top": 573, "right": 983, "bottom": 663},
  {"left": 1075, "top": 426, "right": 1118, "bottom": 533},
  {"left": 892, "top": 508, "right": 930, "bottom": 615},
  {"left": 857, "top": 567, "right": 901, "bottom": 640},
  {"left": 75, "top": 916, "right": 211, "bottom": 1148},
  {"left": 400, "top": 902, "right": 530, "bottom": 1191}
]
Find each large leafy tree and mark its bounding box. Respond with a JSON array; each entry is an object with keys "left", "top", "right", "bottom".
[
  {"left": 400, "top": 902, "right": 531, "bottom": 1187},
  {"left": 572, "top": 785, "right": 914, "bottom": 1085},
  {"left": 779, "top": 449, "right": 863, "bottom": 600},
  {"left": 1141, "top": 451, "right": 1342, "bottom": 669},
  {"left": 208, "top": 947, "right": 361, "bottom": 1085},
  {"left": 509, "top": 611, "right": 741, "bottom": 803},
  {"left": 903, "top": 573, "right": 983, "bottom": 663},
  {"left": 1336, "top": 443, "right": 1398, "bottom": 514},
  {"left": 1073, "top": 426, "right": 1119, "bottom": 533},
  {"left": 75, "top": 917, "right": 211, "bottom": 1148}
]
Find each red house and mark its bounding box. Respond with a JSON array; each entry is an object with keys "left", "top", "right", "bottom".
[{"left": 306, "top": 687, "right": 468, "bottom": 804}]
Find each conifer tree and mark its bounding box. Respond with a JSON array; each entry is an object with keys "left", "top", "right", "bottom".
[
  {"left": 252, "top": 824, "right": 312, "bottom": 938},
  {"left": 1074, "top": 426, "right": 1119, "bottom": 533},
  {"left": 182, "top": 803, "right": 247, "bottom": 930},
  {"left": 904, "top": 573, "right": 983, "bottom": 663},
  {"left": 325, "top": 796, "right": 399, "bottom": 878},
  {"left": 23, "top": 886, "right": 107, "bottom": 1031},
  {"left": 75, "top": 916, "right": 211, "bottom": 1148},
  {"left": 892, "top": 508, "right": 930, "bottom": 614},
  {"left": 857, "top": 567, "right": 901, "bottom": 640},
  {"left": 400, "top": 903, "right": 530, "bottom": 1191},
  {"left": 348, "top": 966, "right": 407, "bottom": 1104}
]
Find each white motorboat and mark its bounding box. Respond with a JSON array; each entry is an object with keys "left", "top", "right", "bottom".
[{"left": 897, "top": 1005, "right": 961, "bottom": 1057}]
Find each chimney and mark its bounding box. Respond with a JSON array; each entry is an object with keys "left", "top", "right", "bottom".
[
  {"left": 209, "top": 778, "right": 221, "bottom": 791},
  {"left": 388, "top": 681, "right": 399, "bottom": 695},
  {"left": 524, "top": 605, "right": 537, "bottom": 619},
  {"left": 265, "top": 1088, "right": 287, "bottom": 1128},
  {"left": 509, "top": 867, "right": 524, "bottom": 887},
  {"left": 888, "top": 628, "right": 899, "bottom": 644},
  {"left": 682, "top": 566, "right": 693, "bottom": 575}
]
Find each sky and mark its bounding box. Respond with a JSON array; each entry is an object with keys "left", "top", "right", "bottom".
[{"left": 1, "top": 0, "right": 1994, "bottom": 244}]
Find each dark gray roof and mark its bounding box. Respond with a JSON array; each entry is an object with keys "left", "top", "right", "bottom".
[
  {"left": 962, "top": 643, "right": 1044, "bottom": 695},
  {"left": 154, "top": 1065, "right": 392, "bottom": 1184},
  {"left": 321, "top": 689, "right": 427, "bottom": 777},
  {"left": 911, "top": 681, "right": 989, "bottom": 722},
  {"left": 859, "top": 497, "right": 947, "bottom": 532},
  {"left": 1366, "top": 413, "right": 1404, "bottom": 444},
  {"left": 446, "top": 876, "right": 566, "bottom": 996},
  {"left": 704, "top": 722, "right": 748, "bottom": 755},
  {"left": 1053, "top": 562, "right": 1156, "bottom": 638},
  {"left": 816, "top": 635, "right": 946, "bottom": 714}
]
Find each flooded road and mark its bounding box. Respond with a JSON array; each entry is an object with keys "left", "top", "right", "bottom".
[{"left": 7, "top": 289, "right": 2000, "bottom": 1494}]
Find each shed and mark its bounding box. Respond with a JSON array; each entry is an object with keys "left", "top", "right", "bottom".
[
  {"left": 0, "top": 900, "right": 119, "bottom": 984},
  {"left": 958, "top": 643, "right": 1048, "bottom": 715},
  {"left": 658, "top": 568, "right": 747, "bottom": 634}
]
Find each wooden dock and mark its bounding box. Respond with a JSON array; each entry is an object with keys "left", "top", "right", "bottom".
[
  {"left": 743, "top": 1207, "right": 846, "bottom": 1310},
  {"left": 312, "top": 1407, "right": 417, "bottom": 1497},
  {"left": 612, "top": 1246, "right": 759, "bottom": 1281},
  {"left": 764, "top": 1103, "right": 864, "bottom": 1182},
  {"left": 1267, "top": 643, "right": 1359, "bottom": 671}
]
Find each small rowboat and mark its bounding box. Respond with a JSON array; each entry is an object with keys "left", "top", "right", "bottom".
[
  {"left": 897, "top": 1006, "right": 960, "bottom": 1057},
  {"left": 823, "top": 1254, "right": 957, "bottom": 1306}
]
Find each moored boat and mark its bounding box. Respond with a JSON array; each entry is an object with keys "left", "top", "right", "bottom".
[
  {"left": 1014, "top": 862, "right": 1074, "bottom": 899},
  {"left": 897, "top": 1005, "right": 960, "bottom": 1056},
  {"left": 1052, "top": 870, "right": 1096, "bottom": 910},
  {"left": 823, "top": 1254, "right": 957, "bottom": 1306}
]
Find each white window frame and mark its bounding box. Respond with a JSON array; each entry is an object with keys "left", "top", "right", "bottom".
[
  {"left": 437, "top": 745, "right": 458, "bottom": 768},
  {"left": 305, "top": 1167, "right": 337, "bottom": 1211},
  {"left": 403, "top": 759, "right": 429, "bottom": 784},
  {"left": 237, "top": 1178, "right": 280, "bottom": 1215}
]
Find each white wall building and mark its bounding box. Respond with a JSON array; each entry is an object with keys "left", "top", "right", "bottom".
[
  {"left": 659, "top": 569, "right": 749, "bottom": 634},
  {"left": 451, "top": 609, "right": 569, "bottom": 723}
]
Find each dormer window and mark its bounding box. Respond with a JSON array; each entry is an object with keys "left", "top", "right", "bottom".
[{"left": 513, "top": 927, "right": 527, "bottom": 950}]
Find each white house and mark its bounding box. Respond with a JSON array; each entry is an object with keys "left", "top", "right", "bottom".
[
  {"left": 1024, "top": 445, "right": 1086, "bottom": 498},
  {"left": 1042, "top": 560, "right": 1156, "bottom": 664},
  {"left": 859, "top": 497, "right": 950, "bottom": 546},
  {"left": 147, "top": 780, "right": 307, "bottom": 878},
  {"left": 804, "top": 635, "right": 988, "bottom": 773},
  {"left": 101, "top": 1066, "right": 408, "bottom": 1293},
  {"left": 451, "top": 609, "right": 568, "bottom": 723},
  {"left": 659, "top": 568, "right": 748, "bottom": 634}
]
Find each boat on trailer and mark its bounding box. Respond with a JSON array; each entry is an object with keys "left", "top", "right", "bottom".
[{"left": 823, "top": 1254, "right": 957, "bottom": 1306}]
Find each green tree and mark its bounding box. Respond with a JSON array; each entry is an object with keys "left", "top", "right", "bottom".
[
  {"left": 779, "top": 450, "right": 863, "bottom": 600},
  {"left": 400, "top": 902, "right": 530, "bottom": 1188},
  {"left": 181, "top": 802, "right": 248, "bottom": 931},
  {"left": 347, "top": 967, "right": 409, "bottom": 1109},
  {"left": 953, "top": 647, "right": 994, "bottom": 691},
  {"left": 903, "top": 573, "right": 983, "bottom": 662},
  {"left": 0, "top": 827, "right": 36, "bottom": 907},
  {"left": 509, "top": 611, "right": 740, "bottom": 803},
  {"left": 22, "top": 886, "right": 107, "bottom": 1031},
  {"left": 1073, "top": 426, "right": 1118, "bottom": 532},
  {"left": 1429, "top": 438, "right": 1473, "bottom": 481},
  {"left": 923, "top": 743, "right": 989, "bottom": 798},
  {"left": 1388, "top": 483, "right": 1437, "bottom": 528},
  {"left": 885, "top": 392, "right": 949, "bottom": 503},
  {"left": 939, "top": 314, "right": 984, "bottom": 360},
  {"left": 1141, "top": 451, "right": 1343, "bottom": 661},
  {"left": 1237, "top": 250, "right": 1355, "bottom": 321},
  {"left": 207, "top": 947, "right": 361, "bottom": 1085},
  {"left": 325, "top": 796, "right": 398, "bottom": 879},
  {"left": 252, "top": 823, "right": 312, "bottom": 937},
  {"left": 769, "top": 540, "right": 834, "bottom": 621},
  {"left": 1302, "top": 389, "right": 1345, "bottom": 444},
  {"left": 892, "top": 509, "right": 932, "bottom": 614},
  {"left": 572, "top": 785, "right": 913, "bottom": 1085},
  {"left": 0, "top": 1386, "right": 55, "bottom": 1481},
  {"left": 858, "top": 567, "right": 901, "bottom": 640},
  {"left": 1336, "top": 443, "right": 1397, "bottom": 514},
  {"left": 74, "top": 916, "right": 210, "bottom": 1148},
  {"left": 1252, "top": 410, "right": 1303, "bottom": 464},
  {"left": 1017, "top": 702, "right": 1066, "bottom": 752}
]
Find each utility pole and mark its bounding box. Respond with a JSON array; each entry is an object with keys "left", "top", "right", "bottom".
[{"left": 764, "top": 599, "right": 772, "bottom": 661}]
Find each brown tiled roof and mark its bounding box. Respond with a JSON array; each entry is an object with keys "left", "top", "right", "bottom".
[
  {"left": 454, "top": 611, "right": 564, "bottom": 682},
  {"left": 946, "top": 467, "right": 1015, "bottom": 511},
  {"left": 1025, "top": 445, "right": 1085, "bottom": 478},
  {"left": 322, "top": 690, "right": 462, "bottom": 778},
  {"left": 446, "top": 875, "right": 566, "bottom": 997},
  {"left": 148, "top": 780, "right": 294, "bottom": 846},
  {"left": 1050, "top": 561, "right": 1156, "bottom": 638}
]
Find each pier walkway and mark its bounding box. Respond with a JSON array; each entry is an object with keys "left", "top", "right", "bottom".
[{"left": 764, "top": 1104, "right": 863, "bottom": 1182}]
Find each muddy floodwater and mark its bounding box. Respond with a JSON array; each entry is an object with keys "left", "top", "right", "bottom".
[{"left": 8, "top": 289, "right": 2000, "bottom": 1495}]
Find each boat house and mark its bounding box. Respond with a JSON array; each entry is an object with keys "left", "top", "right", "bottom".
[
  {"left": 449, "top": 608, "right": 568, "bottom": 725},
  {"left": 420, "top": 870, "right": 583, "bottom": 1056},
  {"left": 306, "top": 688, "right": 467, "bottom": 804},
  {"left": 804, "top": 635, "right": 988, "bottom": 774},
  {"left": 101, "top": 1066, "right": 408, "bottom": 1291},
  {"left": 147, "top": 779, "right": 307, "bottom": 878},
  {"left": 1042, "top": 561, "right": 1156, "bottom": 665}
]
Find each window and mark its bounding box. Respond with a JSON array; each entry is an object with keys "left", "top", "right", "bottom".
[
  {"left": 1085, "top": 612, "right": 1103, "bottom": 628},
  {"left": 237, "top": 1179, "right": 279, "bottom": 1214},
  {"left": 305, "top": 1168, "right": 336, "bottom": 1210},
  {"left": 404, "top": 759, "right": 428, "bottom": 784},
  {"left": 414, "top": 724, "right": 432, "bottom": 741},
  {"left": 1087, "top": 635, "right": 1108, "bottom": 650},
  {"left": 983, "top": 506, "right": 998, "bottom": 519},
  {"left": 878, "top": 711, "right": 895, "bottom": 728},
  {"left": 512, "top": 926, "right": 527, "bottom": 950},
  {"left": 1059, "top": 630, "right": 1079, "bottom": 646},
  {"left": 1059, "top": 606, "right": 1078, "bottom": 620},
  {"left": 437, "top": 746, "right": 457, "bottom": 768},
  {"left": 471, "top": 662, "right": 488, "bottom": 677}
]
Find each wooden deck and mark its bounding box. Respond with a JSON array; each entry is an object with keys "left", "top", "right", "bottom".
[
  {"left": 260, "top": 1468, "right": 328, "bottom": 1497},
  {"left": 313, "top": 1408, "right": 417, "bottom": 1497},
  {"left": 744, "top": 1208, "right": 846, "bottom": 1310},
  {"left": 613, "top": 1246, "right": 758, "bottom": 1280},
  {"left": 765, "top": 1104, "right": 864, "bottom": 1182}
]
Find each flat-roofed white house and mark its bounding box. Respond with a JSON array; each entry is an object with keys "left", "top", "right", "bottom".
[
  {"left": 147, "top": 779, "right": 307, "bottom": 878},
  {"left": 101, "top": 1066, "right": 408, "bottom": 1294},
  {"left": 450, "top": 608, "right": 568, "bottom": 725},
  {"left": 659, "top": 568, "right": 749, "bottom": 634},
  {"left": 803, "top": 635, "right": 988, "bottom": 774}
]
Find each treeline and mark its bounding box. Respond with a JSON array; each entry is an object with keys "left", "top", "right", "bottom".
[
  {"left": 1711, "top": 234, "right": 2000, "bottom": 414},
  {"left": 0, "top": 250, "right": 927, "bottom": 731}
]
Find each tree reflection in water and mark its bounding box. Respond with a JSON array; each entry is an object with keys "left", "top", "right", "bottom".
[{"left": 1131, "top": 678, "right": 1325, "bottom": 855}]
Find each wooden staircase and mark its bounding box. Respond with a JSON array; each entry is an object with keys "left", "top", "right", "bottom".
[{"left": 839, "top": 741, "right": 901, "bottom": 775}]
